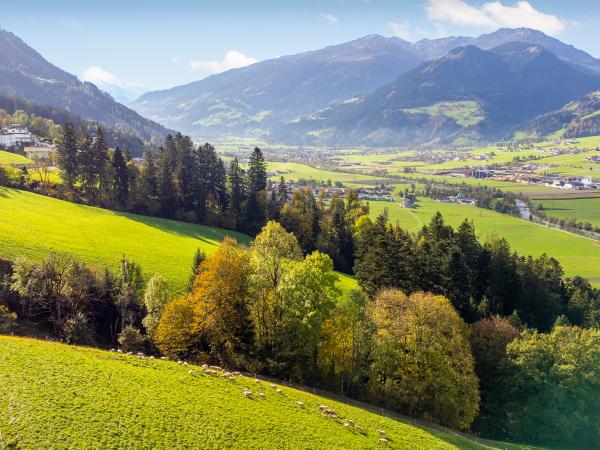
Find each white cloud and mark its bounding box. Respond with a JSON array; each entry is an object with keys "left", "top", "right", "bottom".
[
  {"left": 388, "top": 21, "right": 412, "bottom": 40},
  {"left": 189, "top": 50, "right": 258, "bottom": 73},
  {"left": 320, "top": 13, "right": 339, "bottom": 25},
  {"left": 425, "top": 0, "right": 567, "bottom": 36},
  {"left": 170, "top": 56, "right": 181, "bottom": 64},
  {"left": 81, "top": 66, "right": 121, "bottom": 86}
]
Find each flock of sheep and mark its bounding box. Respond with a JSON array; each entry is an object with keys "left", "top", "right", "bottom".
[{"left": 109, "top": 349, "right": 391, "bottom": 445}]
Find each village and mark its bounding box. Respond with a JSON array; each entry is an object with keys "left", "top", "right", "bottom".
[{"left": 0, "top": 124, "right": 56, "bottom": 161}]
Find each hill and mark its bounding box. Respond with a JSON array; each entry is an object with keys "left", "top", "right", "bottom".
[
  {"left": 0, "top": 27, "right": 171, "bottom": 148},
  {"left": 0, "top": 336, "right": 540, "bottom": 449},
  {"left": 518, "top": 91, "right": 600, "bottom": 139},
  {"left": 281, "top": 44, "right": 600, "bottom": 146},
  {"left": 0, "top": 187, "right": 250, "bottom": 293},
  {"left": 132, "top": 34, "right": 424, "bottom": 139}
]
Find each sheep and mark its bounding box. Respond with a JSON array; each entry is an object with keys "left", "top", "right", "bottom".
[
  {"left": 270, "top": 384, "right": 277, "bottom": 389},
  {"left": 177, "top": 360, "right": 183, "bottom": 365},
  {"left": 296, "top": 401, "right": 304, "bottom": 407},
  {"left": 117, "top": 349, "right": 122, "bottom": 353},
  {"left": 258, "top": 392, "right": 266, "bottom": 399},
  {"left": 126, "top": 351, "right": 133, "bottom": 355},
  {"left": 377, "top": 430, "right": 387, "bottom": 437},
  {"left": 209, "top": 365, "right": 222, "bottom": 371},
  {"left": 379, "top": 438, "right": 388, "bottom": 445},
  {"left": 346, "top": 419, "right": 355, "bottom": 426},
  {"left": 254, "top": 378, "right": 261, "bottom": 384},
  {"left": 318, "top": 405, "right": 329, "bottom": 411},
  {"left": 188, "top": 370, "right": 194, "bottom": 375},
  {"left": 202, "top": 364, "right": 209, "bottom": 369},
  {"left": 275, "top": 388, "right": 283, "bottom": 394},
  {"left": 343, "top": 422, "right": 351, "bottom": 428},
  {"left": 243, "top": 389, "right": 253, "bottom": 399},
  {"left": 354, "top": 424, "right": 361, "bottom": 431},
  {"left": 232, "top": 371, "right": 240, "bottom": 376},
  {"left": 183, "top": 361, "right": 189, "bottom": 366},
  {"left": 160, "top": 356, "right": 168, "bottom": 360}
]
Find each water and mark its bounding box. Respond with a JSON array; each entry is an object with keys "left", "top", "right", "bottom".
[{"left": 515, "top": 199, "right": 531, "bottom": 221}]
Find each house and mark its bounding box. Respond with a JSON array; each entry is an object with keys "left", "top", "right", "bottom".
[
  {"left": 0, "top": 124, "right": 33, "bottom": 147},
  {"left": 24, "top": 145, "right": 56, "bottom": 160}
]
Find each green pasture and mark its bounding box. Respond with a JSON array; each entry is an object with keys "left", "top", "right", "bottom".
[{"left": 534, "top": 197, "right": 600, "bottom": 228}]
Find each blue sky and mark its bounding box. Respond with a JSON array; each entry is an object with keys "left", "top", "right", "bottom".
[{"left": 2, "top": 0, "right": 599, "bottom": 99}]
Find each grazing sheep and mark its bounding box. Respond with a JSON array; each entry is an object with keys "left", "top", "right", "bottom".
[
  {"left": 177, "top": 360, "right": 183, "bottom": 365},
  {"left": 117, "top": 349, "right": 122, "bottom": 353},
  {"left": 258, "top": 392, "right": 266, "bottom": 399},
  {"left": 183, "top": 362, "right": 189, "bottom": 366},
  {"left": 209, "top": 365, "right": 222, "bottom": 371},
  {"left": 296, "top": 401, "right": 304, "bottom": 407},
  {"left": 243, "top": 389, "right": 253, "bottom": 399},
  {"left": 379, "top": 438, "right": 388, "bottom": 445},
  {"left": 270, "top": 384, "right": 277, "bottom": 389},
  {"left": 160, "top": 357, "right": 168, "bottom": 360},
  {"left": 354, "top": 424, "right": 361, "bottom": 431},
  {"left": 346, "top": 419, "right": 355, "bottom": 426},
  {"left": 126, "top": 351, "right": 133, "bottom": 355},
  {"left": 275, "top": 388, "right": 283, "bottom": 394},
  {"left": 254, "top": 378, "right": 261, "bottom": 384},
  {"left": 343, "top": 422, "right": 350, "bottom": 428},
  {"left": 188, "top": 370, "right": 194, "bottom": 375},
  {"left": 318, "top": 405, "right": 329, "bottom": 411},
  {"left": 232, "top": 371, "right": 240, "bottom": 376},
  {"left": 109, "top": 348, "right": 115, "bottom": 352},
  {"left": 202, "top": 364, "right": 209, "bottom": 369},
  {"left": 377, "top": 430, "right": 386, "bottom": 437}
]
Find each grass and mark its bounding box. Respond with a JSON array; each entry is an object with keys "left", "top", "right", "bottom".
[
  {"left": 0, "top": 187, "right": 250, "bottom": 294},
  {"left": 0, "top": 336, "right": 542, "bottom": 449},
  {"left": 534, "top": 197, "right": 600, "bottom": 227},
  {"left": 0, "top": 149, "right": 30, "bottom": 165},
  {"left": 267, "top": 161, "right": 382, "bottom": 184},
  {"left": 0, "top": 186, "right": 357, "bottom": 294},
  {"left": 369, "top": 198, "right": 600, "bottom": 284}
]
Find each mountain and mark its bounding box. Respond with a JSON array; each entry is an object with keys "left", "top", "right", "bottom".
[
  {"left": 131, "top": 35, "right": 425, "bottom": 139},
  {"left": 519, "top": 91, "right": 600, "bottom": 139},
  {"left": 131, "top": 28, "right": 600, "bottom": 144},
  {"left": 278, "top": 43, "right": 600, "bottom": 146},
  {"left": 415, "top": 28, "right": 600, "bottom": 74},
  {"left": 0, "top": 28, "right": 170, "bottom": 150}
]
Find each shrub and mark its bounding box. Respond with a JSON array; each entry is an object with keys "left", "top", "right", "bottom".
[
  {"left": 155, "top": 297, "right": 195, "bottom": 358},
  {"left": 118, "top": 325, "right": 146, "bottom": 353},
  {"left": 0, "top": 305, "right": 17, "bottom": 333}
]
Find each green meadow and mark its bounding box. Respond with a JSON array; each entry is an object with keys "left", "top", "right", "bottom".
[
  {"left": 369, "top": 198, "right": 600, "bottom": 284},
  {"left": 268, "top": 161, "right": 382, "bottom": 183},
  {"left": 534, "top": 197, "right": 600, "bottom": 227},
  {"left": 0, "top": 149, "right": 30, "bottom": 165},
  {"left": 0, "top": 336, "right": 541, "bottom": 450},
  {"left": 0, "top": 186, "right": 250, "bottom": 294}
]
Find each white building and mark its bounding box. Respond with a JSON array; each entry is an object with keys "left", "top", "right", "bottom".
[
  {"left": 24, "top": 145, "right": 56, "bottom": 161},
  {"left": 0, "top": 124, "right": 33, "bottom": 147}
]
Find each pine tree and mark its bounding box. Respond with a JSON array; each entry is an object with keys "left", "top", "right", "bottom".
[
  {"left": 248, "top": 146, "right": 267, "bottom": 193},
  {"left": 174, "top": 134, "right": 196, "bottom": 213},
  {"left": 111, "top": 147, "right": 129, "bottom": 207},
  {"left": 56, "top": 122, "right": 78, "bottom": 189},
  {"left": 157, "top": 144, "right": 177, "bottom": 218},
  {"left": 77, "top": 133, "right": 96, "bottom": 202},
  {"left": 138, "top": 150, "right": 159, "bottom": 214},
  {"left": 189, "top": 247, "right": 206, "bottom": 288},
  {"left": 277, "top": 176, "right": 289, "bottom": 205},
  {"left": 93, "top": 126, "right": 110, "bottom": 201},
  {"left": 228, "top": 157, "right": 246, "bottom": 224}
]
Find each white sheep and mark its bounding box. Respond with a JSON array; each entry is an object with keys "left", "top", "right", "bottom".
[
  {"left": 258, "top": 392, "right": 266, "bottom": 399},
  {"left": 377, "top": 430, "right": 386, "bottom": 437},
  {"left": 354, "top": 424, "right": 361, "bottom": 431},
  {"left": 270, "top": 384, "right": 277, "bottom": 389},
  {"left": 379, "top": 438, "right": 388, "bottom": 445},
  {"left": 254, "top": 378, "right": 261, "bottom": 384},
  {"left": 243, "top": 389, "right": 253, "bottom": 399},
  {"left": 275, "top": 388, "right": 283, "bottom": 394},
  {"left": 296, "top": 401, "right": 304, "bottom": 407},
  {"left": 318, "top": 405, "right": 329, "bottom": 411}
]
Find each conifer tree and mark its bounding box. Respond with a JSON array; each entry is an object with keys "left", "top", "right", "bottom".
[
  {"left": 228, "top": 157, "right": 246, "bottom": 223},
  {"left": 56, "top": 122, "right": 79, "bottom": 189},
  {"left": 111, "top": 147, "right": 129, "bottom": 207},
  {"left": 157, "top": 144, "right": 177, "bottom": 218},
  {"left": 248, "top": 146, "right": 267, "bottom": 193}
]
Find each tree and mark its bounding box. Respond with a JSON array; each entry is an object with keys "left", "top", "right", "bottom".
[
  {"left": 56, "top": 121, "right": 78, "bottom": 189},
  {"left": 189, "top": 238, "right": 253, "bottom": 366},
  {"left": 111, "top": 147, "right": 129, "bottom": 207},
  {"left": 157, "top": 143, "right": 177, "bottom": 218},
  {"left": 228, "top": 157, "right": 246, "bottom": 224},
  {"left": 503, "top": 326, "right": 600, "bottom": 447},
  {"left": 470, "top": 316, "right": 519, "bottom": 436},
  {"left": 277, "top": 176, "right": 289, "bottom": 205},
  {"left": 155, "top": 297, "right": 196, "bottom": 358},
  {"left": 189, "top": 248, "right": 206, "bottom": 289},
  {"left": 248, "top": 146, "right": 267, "bottom": 193},
  {"left": 137, "top": 150, "right": 159, "bottom": 214},
  {"left": 142, "top": 275, "right": 170, "bottom": 340},
  {"left": 368, "top": 290, "right": 480, "bottom": 429}
]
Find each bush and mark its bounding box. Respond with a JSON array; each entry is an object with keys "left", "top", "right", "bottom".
[
  {"left": 155, "top": 298, "right": 196, "bottom": 358},
  {"left": 62, "top": 312, "right": 94, "bottom": 345},
  {"left": 0, "top": 305, "right": 17, "bottom": 333},
  {"left": 117, "top": 325, "right": 146, "bottom": 353}
]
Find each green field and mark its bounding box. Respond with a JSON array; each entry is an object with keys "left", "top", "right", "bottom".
[
  {"left": 534, "top": 197, "right": 600, "bottom": 227},
  {"left": 403, "top": 101, "right": 484, "bottom": 127},
  {"left": 0, "top": 336, "right": 540, "bottom": 449},
  {"left": 0, "top": 149, "right": 30, "bottom": 165},
  {"left": 370, "top": 198, "right": 600, "bottom": 284},
  {"left": 0, "top": 187, "right": 250, "bottom": 294},
  {"left": 268, "top": 161, "right": 382, "bottom": 184}
]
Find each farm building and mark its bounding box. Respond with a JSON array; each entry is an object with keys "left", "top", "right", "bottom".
[{"left": 24, "top": 145, "right": 56, "bottom": 160}]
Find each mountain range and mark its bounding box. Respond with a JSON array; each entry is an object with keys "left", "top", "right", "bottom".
[
  {"left": 132, "top": 28, "right": 600, "bottom": 146},
  {"left": 0, "top": 28, "right": 170, "bottom": 153}
]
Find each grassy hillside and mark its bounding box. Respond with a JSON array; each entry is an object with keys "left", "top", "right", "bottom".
[
  {"left": 0, "top": 149, "right": 30, "bottom": 165},
  {"left": 0, "top": 336, "right": 540, "bottom": 449},
  {"left": 370, "top": 198, "right": 600, "bottom": 284},
  {"left": 0, "top": 187, "right": 250, "bottom": 294}
]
